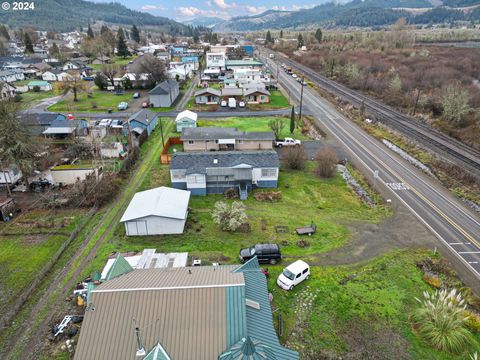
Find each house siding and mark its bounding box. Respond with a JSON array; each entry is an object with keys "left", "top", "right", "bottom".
[
  {"left": 150, "top": 86, "right": 180, "bottom": 107},
  {"left": 124, "top": 215, "right": 186, "bottom": 236},
  {"left": 176, "top": 119, "right": 196, "bottom": 133},
  {"left": 195, "top": 95, "right": 219, "bottom": 105},
  {"left": 129, "top": 117, "right": 158, "bottom": 136}
]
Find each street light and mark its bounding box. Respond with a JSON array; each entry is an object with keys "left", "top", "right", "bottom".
[{"left": 299, "top": 75, "right": 305, "bottom": 123}]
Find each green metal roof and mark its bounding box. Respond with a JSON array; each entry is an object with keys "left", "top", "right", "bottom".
[
  {"left": 86, "top": 282, "right": 97, "bottom": 305},
  {"left": 28, "top": 81, "right": 50, "bottom": 86},
  {"left": 226, "top": 286, "right": 247, "bottom": 348},
  {"left": 225, "top": 60, "right": 263, "bottom": 67},
  {"left": 104, "top": 254, "right": 134, "bottom": 281},
  {"left": 219, "top": 336, "right": 277, "bottom": 360},
  {"left": 233, "top": 257, "right": 299, "bottom": 360},
  {"left": 143, "top": 342, "right": 171, "bottom": 360}
]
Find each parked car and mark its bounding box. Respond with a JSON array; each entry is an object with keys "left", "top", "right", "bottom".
[
  {"left": 220, "top": 100, "right": 227, "bottom": 107},
  {"left": 292, "top": 74, "right": 298, "bottom": 79},
  {"left": 117, "top": 102, "right": 129, "bottom": 110},
  {"left": 239, "top": 244, "right": 281, "bottom": 264},
  {"left": 275, "top": 138, "right": 302, "bottom": 147},
  {"left": 142, "top": 101, "right": 150, "bottom": 108},
  {"left": 98, "top": 118, "right": 112, "bottom": 127},
  {"left": 277, "top": 260, "right": 310, "bottom": 290},
  {"left": 228, "top": 97, "right": 237, "bottom": 109},
  {"left": 133, "top": 92, "right": 140, "bottom": 99},
  {"left": 110, "top": 119, "right": 124, "bottom": 129},
  {"left": 239, "top": 101, "right": 245, "bottom": 108}
]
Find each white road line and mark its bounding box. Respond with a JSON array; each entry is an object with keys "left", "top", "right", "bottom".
[
  {"left": 449, "top": 242, "right": 466, "bottom": 245},
  {"left": 469, "top": 262, "right": 479, "bottom": 264},
  {"left": 459, "top": 251, "right": 480, "bottom": 254}
]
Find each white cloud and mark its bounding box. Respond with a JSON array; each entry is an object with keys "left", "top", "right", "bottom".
[
  {"left": 177, "top": 7, "right": 202, "bottom": 17},
  {"left": 213, "top": 0, "right": 236, "bottom": 9},
  {"left": 176, "top": 7, "right": 230, "bottom": 19},
  {"left": 272, "top": 6, "right": 287, "bottom": 11},
  {"left": 292, "top": 4, "right": 316, "bottom": 11},
  {"left": 141, "top": 5, "right": 165, "bottom": 11},
  {"left": 245, "top": 5, "right": 266, "bottom": 14}
]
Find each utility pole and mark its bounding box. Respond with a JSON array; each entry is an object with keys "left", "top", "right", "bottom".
[
  {"left": 299, "top": 75, "right": 305, "bottom": 123},
  {"left": 127, "top": 118, "right": 134, "bottom": 159},
  {"left": 159, "top": 117, "right": 165, "bottom": 148}
]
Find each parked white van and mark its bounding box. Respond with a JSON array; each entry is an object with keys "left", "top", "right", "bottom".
[{"left": 277, "top": 260, "right": 310, "bottom": 290}]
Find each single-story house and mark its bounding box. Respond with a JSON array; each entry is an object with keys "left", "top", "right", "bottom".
[
  {"left": 181, "top": 56, "right": 199, "bottom": 70},
  {"left": 100, "top": 142, "right": 125, "bottom": 158},
  {"left": 120, "top": 186, "right": 191, "bottom": 236},
  {"left": 127, "top": 109, "right": 159, "bottom": 136},
  {"left": 27, "top": 80, "right": 52, "bottom": 92},
  {"left": 194, "top": 88, "right": 221, "bottom": 105},
  {"left": 221, "top": 87, "right": 243, "bottom": 101},
  {"left": 62, "top": 61, "right": 83, "bottom": 71},
  {"left": 100, "top": 249, "right": 188, "bottom": 280},
  {"left": 0, "top": 82, "right": 16, "bottom": 99},
  {"left": 0, "top": 69, "right": 24, "bottom": 83},
  {"left": 21, "top": 112, "right": 66, "bottom": 135},
  {"left": 74, "top": 257, "right": 299, "bottom": 360},
  {"left": 181, "top": 127, "right": 275, "bottom": 152},
  {"left": 41, "top": 69, "right": 70, "bottom": 82},
  {"left": 50, "top": 164, "right": 101, "bottom": 185},
  {"left": 244, "top": 88, "right": 271, "bottom": 104},
  {"left": 43, "top": 117, "right": 89, "bottom": 138},
  {"left": 156, "top": 51, "right": 171, "bottom": 62},
  {"left": 0, "top": 165, "right": 22, "bottom": 185},
  {"left": 225, "top": 59, "right": 264, "bottom": 70},
  {"left": 149, "top": 80, "right": 180, "bottom": 108},
  {"left": 167, "top": 68, "right": 192, "bottom": 81},
  {"left": 92, "top": 56, "right": 111, "bottom": 65},
  {"left": 175, "top": 110, "right": 197, "bottom": 133},
  {"left": 170, "top": 150, "right": 279, "bottom": 198}
]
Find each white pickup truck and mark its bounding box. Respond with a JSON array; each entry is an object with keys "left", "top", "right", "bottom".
[{"left": 275, "top": 138, "right": 302, "bottom": 147}]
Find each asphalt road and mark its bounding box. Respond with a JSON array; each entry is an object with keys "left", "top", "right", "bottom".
[{"left": 260, "top": 50, "right": 480, "bottom": 286}]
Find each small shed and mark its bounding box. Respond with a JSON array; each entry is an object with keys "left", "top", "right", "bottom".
[
  {"left": 120, "top": 186, "right": 190, "bottom": 236},
  {"left": 27, "top": 80, "right": 52, "bottom": 91},
  {"left": 175, "top": 110, "right": 197, "bottom": 132}
]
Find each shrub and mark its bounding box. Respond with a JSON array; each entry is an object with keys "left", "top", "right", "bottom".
[
  {"left": 32, "top": 85, "right": 40, "bottom": 92},
  {"left": 254, "top": 191, "right": 282, "bottom": 202},
  {"left": 464, "top": 310, "right": 480, "bottom": 333},
  {"left": 212, "top": 201, "right": 247, "bottom": 232},
  {"left": 422, "top": 273, "right": 442, "bottom": 289},
  {"left": 224, "top": 188, "right": 239, "bottom": 199},
  {"left": 411, "top": 289, "right": 472, "bottom": 353},
  {"left": 283, "top": 146, "right": 307, "bottom": 170},
  {"left": 314, "top": 147, "right": 338, "bottom": 178}
]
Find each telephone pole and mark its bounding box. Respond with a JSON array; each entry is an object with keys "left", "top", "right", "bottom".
[{"left": 299, "top": 75, "right": 305, "bottom": 123}]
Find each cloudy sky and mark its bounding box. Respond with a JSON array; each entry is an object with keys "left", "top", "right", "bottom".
[{"left": 91, "top": 0, "right": 320, "bottom": 21}]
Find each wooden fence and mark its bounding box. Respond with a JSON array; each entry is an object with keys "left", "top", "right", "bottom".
[{"left": 160, "top": 137, "right": 183, "bottom": 164}]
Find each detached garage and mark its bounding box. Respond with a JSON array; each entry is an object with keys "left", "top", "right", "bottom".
[{"left": 120, "top": 186, "right": 190, "bottom": 236}]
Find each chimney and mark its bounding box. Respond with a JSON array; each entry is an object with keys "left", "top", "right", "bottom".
[{"left": 135, "top": 327, "right": 146, "bottom": 357}]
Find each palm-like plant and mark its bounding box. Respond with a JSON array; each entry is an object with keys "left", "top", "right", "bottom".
[{"left": 412, "top": 289, "right": 472, "bottom": 354}]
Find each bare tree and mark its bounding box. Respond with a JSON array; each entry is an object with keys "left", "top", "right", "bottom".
[
  {"left": 268, "top": 118, "right": 285, "bottom": 140},
  {"left": 133, "top": 54, "right": 166, "bottom": 87},
  {"left": 283, "top": 146, "right": 307, "bottom": 170},
  {"left": 56, "top": 71, "right": 88, "bottom": 102},
  {"left": 315, "top": 147, "right": 338, "bottom": 178},
  {"left": 442, "top": 83, "right": 471, "bottom": 125},
  {"left": 101, "top": 64, "right": 122, "bottom": 87}
]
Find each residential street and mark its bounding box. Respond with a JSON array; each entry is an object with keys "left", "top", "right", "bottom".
[{"left": 260, "top": 49, "right": 480, "bottom": 291}]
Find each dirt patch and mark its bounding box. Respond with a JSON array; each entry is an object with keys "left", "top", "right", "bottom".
[{"left": 22, "top": 234, "right": 51, "bottom": 246}]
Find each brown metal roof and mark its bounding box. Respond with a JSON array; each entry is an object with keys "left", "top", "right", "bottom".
[
  {"left": 94, "top": 266, "right": 244, "bottom": 292},
  {"left": 74, "top": 266, "right": 245, "bottom": 360},
  {"left": 75, "top": 287, "right": 228, "bottom": 360}
]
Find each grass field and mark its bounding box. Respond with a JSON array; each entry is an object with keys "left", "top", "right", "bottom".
[
  {"left": 88, "top": 55, "right": 137, "bottom": 71},
  {"left": 268, "top": 249, "right": 480, "bottom": 359},
  {"left": 0, "top": 209, "right": 84, "bottom": 316},
  {"left": 19, "top": 90, "right": 57, "bottom": 106},
  {"left": 47, "top": 89, "right": 134, "bottom": 112},
  {"left": 197, "top": 116, "right": 310, "bottom": 140}
]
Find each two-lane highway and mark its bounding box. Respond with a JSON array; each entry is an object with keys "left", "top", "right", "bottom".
[{"left": 260, "top": 50, "right": 480, "bottom": 283}]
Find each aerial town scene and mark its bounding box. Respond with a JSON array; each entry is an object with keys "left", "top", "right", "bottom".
[{"left": 0, "top": 0, "right": 479, "bottom": 359}]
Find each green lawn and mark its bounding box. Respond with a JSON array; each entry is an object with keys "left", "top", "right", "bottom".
[
  {"left": 19, "top": 90, "right": 57, "bottom": 105},
  {"left": 89, "top": 55, "right": 137, "bottom": 71},
  {"left": 267, "top": 249, "right": 480, "bottom": 359},
  {"left": 47, "top": 89, "right": 134, "bottom": 112},
  {"left": 0, "top": 210, "right": 84, "bottom": 316},
  {"left": 198, "top": 116, "right": 310, "bottom": 140},
  {"left": 268, "top": 90, "right": 290, "bottom": 108},
  {"left": 91, "top": 163, "right": 390, "bottom": 266}
]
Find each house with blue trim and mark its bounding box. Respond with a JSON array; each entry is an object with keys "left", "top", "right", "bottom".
[
  {"left": 127, "top": 109, "right": 159, "bottom": 136},
  {"left": 74, "top": 257, "right": 298, "bottom": 360},
  {"left": 169, "top": 151, "right": 279, "bottom": 199}
]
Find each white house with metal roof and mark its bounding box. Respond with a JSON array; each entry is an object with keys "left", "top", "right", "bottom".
[{"left": 120, "top": 186, "right": 191, "bottom": 236}]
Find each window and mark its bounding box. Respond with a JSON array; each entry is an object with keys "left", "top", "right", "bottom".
[
  {"left": 215, "top": 140, "right": 219, "bottom": 144},
  {"left": 206, "top": 140, "right": 210, "bottom": 143},
  {"left": 187, "top": 174, "right": 205, "bottom": 184},
  {"left": 296, "top": 273, "right": 301, "bottom": 279},
  {"left": 261, "top": 168, "right": 277, "bottom": 178},
  {"left": 171, "top": 170, "right": 186, "bottom": 181},
  {"left": 238, "top": 140, "right": 243, "bottom": 144},
  {"left": 188, "top": 140, "right": 194, "bottom": 145},
  {"left": 302, "top": 268, "right": 308, "bottom": 274}
]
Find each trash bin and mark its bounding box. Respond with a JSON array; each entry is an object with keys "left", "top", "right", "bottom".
[{"left": 108, "top": 108, "right": 112, "bottom": 114}]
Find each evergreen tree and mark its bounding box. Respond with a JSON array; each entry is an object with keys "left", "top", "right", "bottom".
[
  {"left": 87, "top": 24, "right": 94, "bottom": 39},
  {"left": 100, "top": 25, "right": 109, "bottom": 35},
  {"left": 290, "top": 106, "right": 295, "bottom": 134},
  {"left": 315, "top": 28, "right": 323, "bottom": 43},
  {"left": 0, "top": 25, "right": 10, "bottom": 40},
  {"left": 280, "top": 29, "right": 283, "bottom": 38},
  {"left": 116, "top": 27, "right": 130, "bottom": 58},
  {"left": 211, "top": 33, "right": 219, "bottom": 44},
  {"left": 49, "top": 42, "right": 60, "bottom": 57},
  {"left": 297, "top": 34, "right": 304, "bottom": 48},
  {"left": 266, "top": 30, "right": 272, "bottom": 44},
  {"left": 24, "top": 33, "right": 34, "bottom": 54},
  {"left": 131, "top": 25, "right": 140, "bottom": 43}
]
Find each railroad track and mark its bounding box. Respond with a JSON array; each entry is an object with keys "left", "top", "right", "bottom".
[{"left": 272, "top": 51, "right": 480, "bottom": 175}]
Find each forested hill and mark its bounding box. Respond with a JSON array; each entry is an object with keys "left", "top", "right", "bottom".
[
  {"left": 213, "top": 0, "right": 480, "bottom": 31},
  {"left": 0, "top": 0, "right": 188, "bottom": 33}
]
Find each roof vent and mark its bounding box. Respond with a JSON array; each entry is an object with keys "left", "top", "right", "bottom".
[
  {"left": 135, "top": 327, "right": 146, "bottom": 357},
  {"left": 213, "top": 159, "right": 218, "bottom": 164},
  {"left": 245, "top": 298, "right": 261, "bottom": 310}
]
